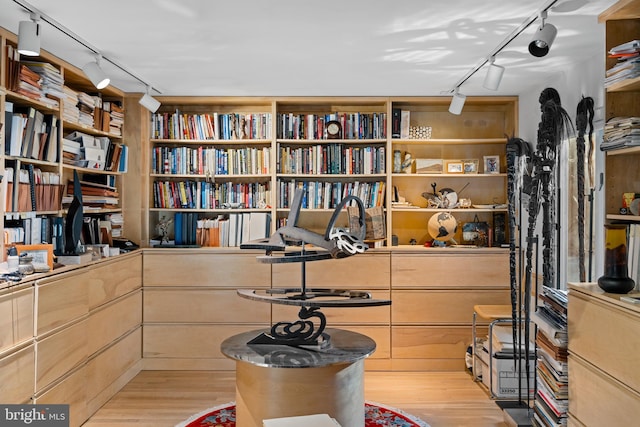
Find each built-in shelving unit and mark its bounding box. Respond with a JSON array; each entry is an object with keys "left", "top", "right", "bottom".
[
  {"left": 141, "top": 96, "right": 518, "bottom": 249},
  {"left": 0, "top": 28, "right": 127, "bottom": 256}
]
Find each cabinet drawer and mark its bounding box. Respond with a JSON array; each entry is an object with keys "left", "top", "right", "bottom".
[
  {"left": 337, "top": 326, "right": 390, "bottom": 359},
  {"left": 392, "top": 326, "right": 471, "bottom": 359},
  {"left": 391, "top": 253, "right": 509, "bottom": 288},
  {"left": 37, "top": 273, "right": 89, "bottom": 335},
  {"left": 143, "top": 324, "right": 266, "bottom": 359},
  {"left": 569, "top": 354, "right": 640, "bottom": 426},
  {"left": 272, "top": 291, "right": 391, "bottom": 325},
  {"left": 88, "top": 254, "right": 142, "bottom": 309},
  {"left": 0, "top": 285, "right": 34, "bottom": 351},
  {"left": 569, "top": 292, "right": 640, "bottom": 392},
  {"left": 392, "top": 289, "right": 509, "bottom": 324},
  {"left": 144, "top": 288, "right": 270, "bottom": 323},
  {"left": 0, "top": 344, "right": 35, "bottom": 403},
  {"left": 144, "top": 252, "right": 271, "bottom": 287},
  {"left": 272, "top": 253, "right": 390, "bottom": 289},
  {"left": 88, "top": 291, "right": 142, "bottom": 355},
  {"left": 35, "top": 365, "right": 87, "bottom": 427},
  {"left": 36, "top": 319, "right": 88, "bottom": 391},
  {"left": 86, "top": 328, "right": 141, "bottom": 405}
]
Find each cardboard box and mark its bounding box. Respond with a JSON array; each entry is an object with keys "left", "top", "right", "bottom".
[{"left": 479, "top": 350, "right": 535, "bottom": 398}]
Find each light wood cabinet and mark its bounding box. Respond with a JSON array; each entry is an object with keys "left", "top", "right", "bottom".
[
  {"left": 568, "top": 283, "right": 640, "bottom": 425},
  {"left": 0, "top": 344, "right": 35, "bottom": 403}
]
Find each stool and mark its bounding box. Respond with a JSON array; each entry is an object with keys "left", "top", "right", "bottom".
[{"left": 471, "top": 304, "right": 513, "bottom": 398}]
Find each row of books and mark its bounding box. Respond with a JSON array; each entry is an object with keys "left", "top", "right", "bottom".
[
  {"left": 605, "top": 39, "right": 640, "bottom": 88},
  {"left": 151, "top": 111, "right": 272, "bottom": 140},
  {"left": 151, "top": 145, "right": 271, "bottom": 176},
  {"left": 4, "top": 215, "right": 60, "bottom": 246},
  {"left": 4, "top": 166, "right": 63, "bottom": 213},
  {"left": 152, "top": 180, "right": 271, "bottom": 210},
  {"left": 532, "top": 286, "right": 568, "bottom": 427},
  {"left": 277, "top": 144, "right": 385, "bottom": 175},
  {"left": 601, "top": 116, "right": 640, "bottom": 151},
  {"left": 277, "top": 180, "right": 386, "bottom": 210},
  {"left": 154, "top": 212, "right": 271, "bottom": 247},
  {"left": 277, "top": 112, "right": 387, "bottom": 140},
  {"left": 4, "top": 103, "right": 58, "bottom": 162}
]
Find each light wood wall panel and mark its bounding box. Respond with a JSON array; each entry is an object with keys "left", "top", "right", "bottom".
[{"left": 392, "top": 326, "right": 470, "bottom": 359}]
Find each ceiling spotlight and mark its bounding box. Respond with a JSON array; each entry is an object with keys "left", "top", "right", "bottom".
[
  {"left": 139, "top": 87, "right": 161, "bottom": 113},
  {"left": 449, "top": 88, "right": 466, "bottom": 115},
  {"left": 529, "top": 10, "right": 557, "bottom": 57},
  {"left": 17, "top": 13, "right": 40, "bottom": 56},
  {"left": 483, "top": 57, "right": 505, "bottom": 91},
  {"left": 83, "top": 54, "right": 110, "bottom": 89}
]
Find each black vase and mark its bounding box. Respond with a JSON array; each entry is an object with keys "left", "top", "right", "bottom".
[{"left": 597, "top": 225, "right": 635, "bottom": 294}]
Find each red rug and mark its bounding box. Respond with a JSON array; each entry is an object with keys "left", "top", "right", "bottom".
[{"left": 176, "top": 401, "right": 430, "bottom": 427}]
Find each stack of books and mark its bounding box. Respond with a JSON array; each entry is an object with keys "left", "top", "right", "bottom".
[
  {"left": 601, "top": 116, "right": 640, "bottom": 151},
  {"left": 532, "top": 286, "right": 568, "bottom": 427}
]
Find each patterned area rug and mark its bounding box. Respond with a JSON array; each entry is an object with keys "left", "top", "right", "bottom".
[{"left": 176, "top": 401, "right": 430, "bottom": 427}]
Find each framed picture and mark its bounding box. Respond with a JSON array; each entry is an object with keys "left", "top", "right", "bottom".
[
  {"left": 483, "top": 155, "right": 500, "bottom": 174},
  {"left": 463, "top": 159, "right": 479, "bottom": 174},
  {"left": 16, "top": 244, "right": 54, "bottom": 269},
  {"left": 445, "top": 160, "right": 464, "bottom": 174},
  {"left": 415, "top": 158, "right": 443, "bottom": 174}
]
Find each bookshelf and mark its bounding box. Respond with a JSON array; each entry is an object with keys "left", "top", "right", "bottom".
[
  {"left": 0, "top": 28, "right": 127, "bottom": 258},
  {"left": 600, "top": 0, "right": 640, "bottom": 223},
  {"left": 141, "top": 96, "right": 518, "bottom": 249},
  {"left": 390, "top": 97, "right": 516, "bottom": 247}
]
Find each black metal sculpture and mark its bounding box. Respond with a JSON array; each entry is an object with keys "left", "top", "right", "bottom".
[
  {"left": 575, "top": 96, "right": 595, "bottom": 282},
  {"left": 523, "top": 87, "right": 573, "bottom": 406},
  {"left": 240, "top": 188, "right": 391, "bottom": 347},
  {"left": 64, "top": 170, "right": 84, "bottom": 255}
]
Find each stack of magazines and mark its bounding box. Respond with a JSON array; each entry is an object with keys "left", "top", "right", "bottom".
[
  {"left": 532, "top": 286, "right": 568, "bottom": 427},
  {"left": 605, "top": 39, "right": 640, "bottom": 88},
  {"left": 601, "top": 116, "right": 640, "bottom": 151}
]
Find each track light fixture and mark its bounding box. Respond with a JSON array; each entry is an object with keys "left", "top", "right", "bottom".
[
  {"left": 17, "top": 12, "right": 40, "bottom": 56},
  {"left": 139, "top": 86, "right": 161, "bottom": 113},
  {"left": 528, "top": 10, "right": 557, "bottom": 57},
  {"left": 448, "top": 88, "right": 466, "bottom": 115},
  {"left": 483, "top": 56, "right": 505, "bottom": 91},
  {"left": 82, "top": 54, "right": 110, "bottom": 89}
]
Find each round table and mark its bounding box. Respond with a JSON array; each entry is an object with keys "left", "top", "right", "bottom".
[{"left": 221, "top": 328, "right": 376, "bottom": 427}]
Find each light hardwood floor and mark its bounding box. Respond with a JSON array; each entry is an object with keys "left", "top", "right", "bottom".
[{"left": 83, "top": 370, "right": 508, "bottom": 427}]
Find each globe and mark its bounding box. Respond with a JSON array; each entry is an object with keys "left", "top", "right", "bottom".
[{"left": 427, "top": 212, "right": 458, "bottom": 242}]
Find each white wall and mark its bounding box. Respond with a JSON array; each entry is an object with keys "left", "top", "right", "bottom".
[{"left": 516, "top": 45, "right": 607, "bottom": 289}]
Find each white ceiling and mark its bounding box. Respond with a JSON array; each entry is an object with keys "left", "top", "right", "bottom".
[{"left": 0, "top": 0, "right": 618, "bottom": 97}]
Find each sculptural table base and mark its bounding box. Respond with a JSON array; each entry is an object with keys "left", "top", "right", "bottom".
[
  {"left": 221, "top": 328, "right": 376, "bottom": 427},
  {"left": 236, "top": 359, "right": 364, "bottom": 427}
]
